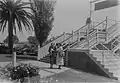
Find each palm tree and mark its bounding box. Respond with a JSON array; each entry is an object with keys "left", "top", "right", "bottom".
[{"left": 0, "top": 0, "right": 33, "bottom": 53}]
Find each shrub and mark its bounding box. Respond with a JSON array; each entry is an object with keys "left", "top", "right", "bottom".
[{"left": 1, "top": 62, "right": 40, "bottom": 81}]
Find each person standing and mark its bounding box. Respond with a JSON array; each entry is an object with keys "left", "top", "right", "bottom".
[
  {"left": 56, "top": 43, "right": 64, "bottom": 69},
  {"left": 48, "top": 43, "right": 57, "bottom": 68},
  {"left": 48, "top": 43, "right": 54, "bottom": 68}
]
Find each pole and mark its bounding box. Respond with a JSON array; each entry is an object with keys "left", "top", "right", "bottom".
[
  {"left": 87, "top": 25, "right": 90, "bottom": 50},
  {"left": 105, "top": 16, "right": 108, "bottom": 42},
  {"left": 90, "top": 1, "right": 92, "bottom": 18},
  {"left": 87, "top": 1, "right": 92, "bottom": 50}
]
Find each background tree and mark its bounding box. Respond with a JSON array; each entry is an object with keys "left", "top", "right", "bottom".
[
  {"left": 27, "top": 36, "right": 38, "bottom": 45},
  {"left": 30, "top": 0, "right": 56, "bottom": 47},
  {"left": 3, "top": 35, "right": 19, "bottom": 44},
  {"left": 0, "top": 0, "right": 33, "bottom": 53}
]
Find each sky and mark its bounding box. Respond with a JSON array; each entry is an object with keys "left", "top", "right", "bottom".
[{"left": 0, "top": 0, "right": 119, "bottom": 42}]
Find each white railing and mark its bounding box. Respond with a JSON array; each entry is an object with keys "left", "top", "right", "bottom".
[
  {"left": 38, "top": 24, "right": 88, "bottom": 60},
  {"left": 77, "top": 29, "right": 98, "bottom": 49},
  {"left": 111, "top": 36, "right": 120, "bottom": 53},
  {"left": 38, "top": 18, "right": 117, "bottom": 60},
  {"left": 107, "top": 23, "right": 120, "bottom": 43},
  {"left": 94, "top": 45, "right": 120, "bottom": 69},
  {"left": 38, "top": 33, "right": 71, "bottom": 60},
  {"left": 112, "top": 43, "right": 120, "bottom": 53},
  {"left": 100, "top": 43, "right": 120, "bottom": 59}
]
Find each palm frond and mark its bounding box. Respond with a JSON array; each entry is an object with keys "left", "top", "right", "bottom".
[
  {"left": 2, "top": 20, "right": 7, "bottom": 33},
  {"left": 0, "top": 19, "right": 4, "bottom": 31}
]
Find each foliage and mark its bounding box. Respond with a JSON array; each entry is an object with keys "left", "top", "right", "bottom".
[
  {"left": 0, "top": 0, "right": 33, "bottom": 53},
  {"left": 27, "top": 36, "right": 38, "bottom": 45},
  {"left": 1, "top": 62, "right": 40, "bottom": 81},
  {"left": 30, "top": 0, "right": 56, "bottom": 47},
  {"left": 3, "top": 35, "right": 19, "bottom": 44}
]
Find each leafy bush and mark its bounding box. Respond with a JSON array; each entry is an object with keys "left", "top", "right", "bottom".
[{"left": 1, "top": 62, "right": 40, "bottom": 81}]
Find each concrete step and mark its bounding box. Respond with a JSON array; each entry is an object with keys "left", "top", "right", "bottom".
[
  {"left": 108, "top": 68, "right": 120, "bottom": 72},
  {"left": 107, "top": 60, "right": 120, "bottom": 63},
  {"left": 90, "top": 52, "right": 110, "bottom": 55},
  {"left": 113, "top": 72, "right": 120, "bottom": 76},
  {"left": 105, "top": 55, "right": 120, "bottom": 59},
  {"left": 104, "top": 64, "right": 119, "bottom": 69},
  {"left": 92, "top": 55, "right": 112, "bottom": 60},
  {"left": 90, "top": 50, "right": 109, "bottom": 53},
  {"left": 113, "top": 73, "right": 120, "bottom": 80},
  {"left": 103, "top": 61, "right": 120, "bottom": 65},
  {"left": 92, "top": 54, "right": 112, "bottom": 57},
  {"left": 104, "top": 64, "right": 120, "bottom": 68},
  {"left": 93, "top": 55, "right": 118, "bottom": 60},
  {"left": 109, "top": 72, "right": 120, "bottom": 79},
  {"left": 95, "top": 57, "right": 119, "bottom": 62}
]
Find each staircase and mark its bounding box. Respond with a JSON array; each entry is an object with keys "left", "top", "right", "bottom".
[
  {"left": 90, "top": 46, "right": 120, "bottom": 80},
  {"left": 39, "top": 19, "right": 111, "bottom": 61},
  {"left": 39, "top": 20, "right": 106, "bottom": 62},
  {"left": 40, "top": 42, "right": 77, "bottom": 64},
  {"left": 38, "top": 19, "right": 108, "bottom": 60},
  {"left": 86, "top": 21, "right": 120, "bottom": 80},
  {"left": 39, "top": 18, "right": 120, "bottom": 80},
  {"left": 72, "top": 19, "right": 120, "bottom": 80},
  {"left": 37, "top": 32, "right": 75, "bottom": 60}
]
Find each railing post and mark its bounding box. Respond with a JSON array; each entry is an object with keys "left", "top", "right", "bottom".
[
  {"left": 63, "top": 32, "right": 66, "bottom": 41},
  {"left": 102, "top": 50, "right": 104, "bottom": 64},
  {"left": 87, "top": 24, "right": 90, "bottom": 50},
  {"left": 71, "top": 30, "right": 74, "bottom": 42},
  {"left": 77, "top": 30, "right": 79, "bottom": 42},
  {"left": 72, "top": 30, "right": 74, "bottom": 42},
  {"left": 96, "top": 29, "right": 98, "bottom": 44}
]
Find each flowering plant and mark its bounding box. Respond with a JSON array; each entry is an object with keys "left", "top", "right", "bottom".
[{"left": 1, "top": 62, "right": 40, "bottom": 81}]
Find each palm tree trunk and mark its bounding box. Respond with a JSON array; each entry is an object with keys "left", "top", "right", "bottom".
[{"left": 8, "top": 12, "right": 13, "bottom": 54}]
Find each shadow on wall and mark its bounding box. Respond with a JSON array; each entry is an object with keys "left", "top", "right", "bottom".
[{"left": 66, "top": 50, "right": 109, "bottom": 78}]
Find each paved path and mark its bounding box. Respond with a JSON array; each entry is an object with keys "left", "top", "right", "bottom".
[
  {"left": 0, "top": 60, "right": 119, "bottom": 83},
  {"left": 0, "top": 54, "right": 119, "bottom": 83}
]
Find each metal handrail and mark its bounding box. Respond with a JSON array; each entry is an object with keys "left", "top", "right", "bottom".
[
  {"left": 108, "top": 30, "right": 119, "bottom": 41},
  {"left": 111, "top": 38, "right": 120, "bottom": 49},
  {"left": 61, "top": 31, "right": 78, "bottom": 44},
  {"left": 100, "top": 43, "right": 120, "bottom": 58},
  {"left": 111, "top": 35, "right": 120, "bottom": 45},
  {"left": 82, "top": 36, "right": 97, "bottom": 49},
  {"left": 108, "top": 23, "right": 118, "bottom": 33},
  {"left": 107, "top": 18, "right": 117, "bottom": 23},
  {"left": 80, "top": 30, "right": 97, "bottom": 49},
  {"left": 108, "top": 25, "right": 118, "bottom": 36},
  {"left": 61, "top": 19, "right": 106, "bottom": 46},
  {"left": 93, "top": 20, "right": 106, "bottom": 29},
  {"left": 41, "top": 33, "right": 65, "bottom": 47},
  {"left": 96, "top": 43, "right": 120, "bottom": 69},
  {"left": 112, "top": 43, "right": 120, "bottom": 53},
  {"left": 63, "top": 40, "right": 78, "bottom": 52},
  {"left": 77, "top": 39, "right": 87, "bottom": 48},
  {"left": 88, "top": 29, "right": 97, "bottom": 40},
  {"left": 106, "top": 23, "right": 118, "bottom": 43}
]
